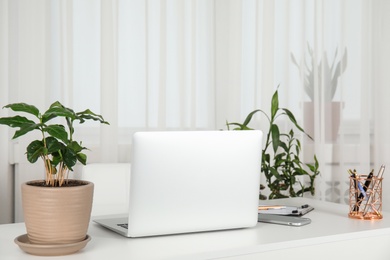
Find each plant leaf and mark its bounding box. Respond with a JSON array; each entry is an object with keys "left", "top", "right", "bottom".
[
  {"left": 0, "top": 116, "right": 40, "bottom": 139},
  {"left": 226, "top": 122, "right": 253, "bottom": 130},
  {"left": 294, "top": 168, "right": 307, "bottom": 175},
  {"left": 3, "top": 103, "right": 40, "bottom": 118},
  {"left": 314, "top": 155, "right": 319, "bottom": 169},
  {"left": 45, "top": 136, "right": 62, "bottom": 154},
  {"left": 68, "top": 141, "right": 85, "bottom": 153},
  {"left": 26, "top": 140, "right": 45, "bottom": 163},
  {"left": 62, "top": 148, "right": 77, "bottom": 170},
  {"left": 271, "top": 90, "right": 279, "bottom": 119},
  {"left": 77, "top": 109, "right": 109, "bottom": 125},
  {"left": 270, "top": 124, "right": 280, "bottom": 153},
  {"left": 270, "top": 167, "right": 282, "bottom": 181},
  {"left": 280, "top": 108, "right": 314, "bottom": 140},
  {"left": 278, "top": 141, "right": 288, "bottom": 152},
  {"left": 77, "top": 152, "right": 87, "bottom": 165},
  {"left": 13, "top": 122, "right": 41, "bottom": 139},
  {"left": 42, "top": 106, "right": 76, "bottom": 123},
  {"left": 306, "top": 163, "right": 316, "bottom": 172},
  {"left": 44, "top": 125, "right": 68, "bottom": 144},
  {"left": 240, "top": 109, "right": 261, "bottom": 127},
  {"left": 51, "top": 152, "right": 62, "bottom": 167},
  {"left": 0, "top": 116, "right": 35, "bottom": 128}
]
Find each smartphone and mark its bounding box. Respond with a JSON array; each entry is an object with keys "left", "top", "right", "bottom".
[{"left": 258, "top": 214, "right": 311, "bottom": 226}]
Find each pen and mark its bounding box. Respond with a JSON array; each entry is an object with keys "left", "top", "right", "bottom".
[
  {"left": 363, "top": 165, "right": 385, "bottom": 216},
  {"left": 357, "top": 182, "right": 366, "bottom": 198},
  {"left": 258, "top": 205, "right": 286, "bottom": 210},
  {"left": 348, "top": 169, "right": 360, "bottom": 212},
  {"left": 362, "top": 169, "right": 374, "bottom": 193},
  {"left": 354, "top": 169, "right": 373, "bottom": 211}
]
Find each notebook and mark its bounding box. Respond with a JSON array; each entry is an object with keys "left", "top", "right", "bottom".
[
  {"left": 258, "top": 204, "right": 314, "bottom": 216},
  {"left": 94, "top": 130, "right": 263, "bottom": 237}
]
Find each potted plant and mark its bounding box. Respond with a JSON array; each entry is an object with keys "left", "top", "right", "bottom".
[
  {"left": 227, "top": 89, "right": 320, "bottom": 199},
  {"left": 291, "top": 44, "right": 347, "bottom": 141},
  {"left": 0, "top": 101, "right": 108, "bottom": 255}
]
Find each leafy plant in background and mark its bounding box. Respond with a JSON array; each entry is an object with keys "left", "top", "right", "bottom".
[
  {"left": 227, "top": 89, "right": 320, "bottom": 199},
  {"left": 0, "top": 101, "right": 109, "bottom": 187},
  {"left": 291, "top": 44, "right": 348, "bottom": 102}
]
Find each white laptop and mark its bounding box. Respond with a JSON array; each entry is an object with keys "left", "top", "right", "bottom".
[{"left": 94, "top": 130, "right": 263, "bottom": 237}]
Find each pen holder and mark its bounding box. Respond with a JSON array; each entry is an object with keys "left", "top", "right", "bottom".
[{"left": 348, "top": 174, "right": 383, "bottom": 220}]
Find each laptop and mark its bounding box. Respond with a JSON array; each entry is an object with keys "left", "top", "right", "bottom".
[{"left": 94, "top": 130, "right": 263, "bottom": 237}]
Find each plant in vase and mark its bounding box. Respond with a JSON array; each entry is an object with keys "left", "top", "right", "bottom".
[
  {"left": 0, "top": 101, "right": 109, "bottom": 255},
  {"left": 227, "top": 89, "right": 320, "bottom": 199},
  {"left": 291, "top": 44, "right": 347, "bottom": 141}
]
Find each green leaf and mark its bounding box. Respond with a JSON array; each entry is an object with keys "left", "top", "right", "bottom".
[
  {"left": 306, "top": 155, "right": 320, "bottom": 174},
  {"left": 278, "top": 141, "right": 288, "bottom": 152},
  {"left": 306, "top": 163, "right": 316, "bottom": 172},
  {"left": 294, "top": 168, "right": 307, "bottom": 175},
  {"left": 45, "top": 136, "right": 62, "bottom": 154},
  {"left": 77, "top": 152, "right": 87, "bottom": 165},
  {"left": 13, "top": 122, "right": 41, "bottom": 139},
  {"left": 292, "top": 157, "right": 301, "bottom": 166},
  {"left": 296, "top": 138, "right": 301, "bottom": 149},
  {"left": 0, "top": 116, "right": 40, "bottom": 139},
  {"left": 274, "top": 153, "right": 285, "bottom": 162},
  {"left": 62, "top": 148, "right": 77, "bottom": 170},
  {"left": 0, "top": 116, "right": 35, "bottom": 128},
  {"left": 271, "top": 90, "right": 279, "bottom": 119},
  {"left": 51, "top": 152, "right": 62, "bottom": 167},
  {"left": 26, "top": 140, "right": 45, "bottom": 163},
  {"left": 42, "top": 107, "right": 75, "bottom": 123},
  {"left": 48, "top": 101, "right": 75, "bottom": 114},
  {"left": 44, "top": 125, "right": 68, "bottom": 143},
  {"left": 270, "top": 167, "right": 282, "bottom": 181},
  {"left": 274, "top": 193, "right": 289, "bottom": 199},
  {"left": 281, "top": 108, "right": 303, "bottom": 131},
  {"left": 263, "top": 152, "right": 270, "bottom": 162},
  {"left": 68, "top": 141, "right": 85, "bottom": 153},
  {"left": 226, "top": 122, "right": 253, "bottom": 130},
  {"left": 3, "top": 103, "right": 40, "bottom": 118},
  {"left": 281, "top": 108, "right": 313, "bottom": 140},
  {"left": 242, "top": 109, "right": 262, "bottom": 126},
  {"left": 77, "top": 109, "right": 109, "bottom": 125},
  {"left": 270, "top": 124, "right": 280, "bottom": 153}
]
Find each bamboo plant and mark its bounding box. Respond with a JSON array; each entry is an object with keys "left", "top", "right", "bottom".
[
  {"left": 227, "top": 89, "right": 320, "bottom": 199},
  {"left": 0, "top": 101, "right": 109, "bottom": 187}
]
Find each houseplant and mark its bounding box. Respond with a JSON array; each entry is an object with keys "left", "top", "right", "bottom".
[
  {"left": 291, "top": 44, "right": 347, "bottom": 141},
  {"left": 227, "top": 89, "right": 320, "bottom": 199},
  {"left": 0, "top": 101, "right": 108, "bottom": 254}
]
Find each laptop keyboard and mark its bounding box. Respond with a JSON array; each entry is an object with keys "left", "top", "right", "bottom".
[{"left": 117, "top": 223, "right": 128, "bottom": 229}]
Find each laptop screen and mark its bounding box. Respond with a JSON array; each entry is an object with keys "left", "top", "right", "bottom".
[{"left": 126, "top": 130, "right": 263, "bottom": 237}]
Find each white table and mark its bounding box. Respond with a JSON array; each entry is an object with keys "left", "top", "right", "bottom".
[{"left": 2, "top": 198, "right": 390, "bottom": 260}]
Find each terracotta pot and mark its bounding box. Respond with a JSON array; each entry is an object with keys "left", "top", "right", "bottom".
[{"left": 21, "top": 180, "right": 94, "bottom": 245}]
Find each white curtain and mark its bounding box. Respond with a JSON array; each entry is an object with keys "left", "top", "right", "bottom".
[
  {"left": 1, "top": 0, "right": 390, "bottom": 223},
  {"left": 0, "top": 0, "right": 13, "bottom": 224}
]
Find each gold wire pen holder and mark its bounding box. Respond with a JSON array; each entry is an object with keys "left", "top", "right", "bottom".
[{"left": 349, "top": 174, "right": 383, "bottom": 220}]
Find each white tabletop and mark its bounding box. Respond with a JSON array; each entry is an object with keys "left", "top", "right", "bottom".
[{"left": 2, "top": 198, "right": 390, "bottom": 259}]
